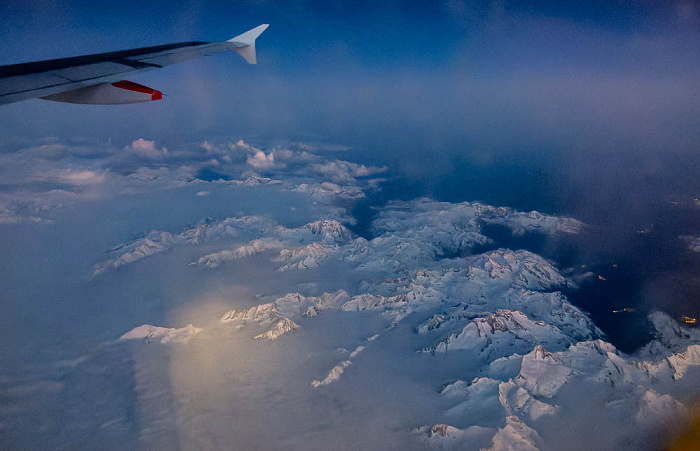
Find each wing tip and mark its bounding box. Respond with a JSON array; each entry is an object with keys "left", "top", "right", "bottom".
[
  {"left": 227, "top": 24, "right": 269, "bottom": 45},
  {"left": 228, "top": 24, "right": 269, "bottom": 64}
]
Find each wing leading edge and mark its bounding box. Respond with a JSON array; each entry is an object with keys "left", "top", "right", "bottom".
[{"left": 0, "top": 24, "right": 268, "bottom": 106}]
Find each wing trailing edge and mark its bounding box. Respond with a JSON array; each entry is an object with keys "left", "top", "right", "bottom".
[{"left": 41, "top": 80, "right": 162, "bottom": 104}]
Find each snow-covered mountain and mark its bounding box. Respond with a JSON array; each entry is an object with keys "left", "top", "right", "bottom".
[
  {"left": 104, "top": 241, "right": 700, "bottom": 450},
  {"left": 119, "top": 324, "right": 202, "bottom": 344},
  {"left": 11, "top": 156, "right": 699, "bottom": 451},
  {"left": 220, "top": 303, "right": 300, "bottom": 340}
]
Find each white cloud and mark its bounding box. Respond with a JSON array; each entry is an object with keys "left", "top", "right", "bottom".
[
  {"left": 125, "top": 138, "right": 168, "bottom": 159},
  {"left": 246, "top": 150, "right": 276, "bottom": 170},
  {"left": 0, "top": 138, "right": 381, "bottom": 225},
  {"left": 229, "top": 139, "right": 252, "bottom": 152}
]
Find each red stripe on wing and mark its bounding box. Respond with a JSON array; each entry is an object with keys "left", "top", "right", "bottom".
[{"left": 112, "top": 80, "right": 162, "bottom": 101}]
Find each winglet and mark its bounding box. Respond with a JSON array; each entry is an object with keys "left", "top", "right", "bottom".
[{"left": 227, "top": 24, "right": 269, "bottom": 64}]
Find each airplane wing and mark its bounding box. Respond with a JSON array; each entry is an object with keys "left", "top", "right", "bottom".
[{"left": 0, "top": 24, "right": 268, "bottom": 106}]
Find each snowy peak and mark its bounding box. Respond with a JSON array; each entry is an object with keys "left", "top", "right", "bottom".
[
  {"left": 194, "top": 238, "right": 284, "bottom": 268},
  {"left": 648, "top": 311, "right": 700, "bottom": 351},
  {"left": 119, "top": 324, "right": 202, "bottom": 344},
  {"left": 501, "top": 289, "right": 601, "bottom": 342},
  {"left": 254, "top": 318, "right": 299, "bottom": 340},
  {"left": 418, "top": 313, "right": 454, "bottom": 334},
  {"left": 301, "top": 220, "right": 355, "bottom": 243},
  {"left": 635, "top": 390, "right": 688, "bottom": 427},
  {"left": 498, "top": 380, "right": 557, "bottom": 421},
  {"left": 217, "top": 174, "right": 282, "bottom": 187},
  {"left": 485, "top": 415, "right": 541, "bottom": 451},
  {"left": 273, "top": 290, "right": 350, "bottom": 318},
  {"left": 311, "top": 360, "right": 352, "bottom": 387},
  {"left": 95, "top": 215, "right": 277, "bottom": 275},
  {"left": 468, "top": 249, "right": 567, "bottom": 291},
  {"left": 369, "top": 198, "right": 584, "bottom": 263},
  {"left": 340, "top": 293, "right": 409, "bottom": 312},
  {"left": 275, "top": 242, "right": 334, "bottom": 271},
  {"left": 530, "top": 344, "right": 557, "bottom": 362},
  {"left": 180, "top": 222, "right": 211, "bottom": 245},
  {"left": 191, "top": 220, "right": 353, "bottom": 269},
  {"left": 220, "top": 303, "right": 299, "bottom": 340},
  {"left": 665, "top": 345, "right": 700, "bottom": 380},
  {"left": 430, "top": 309, "right": 573, "bottom": 360},
  {"left": 203, "top": 215, "right": 276, "bottom": 241},
  {"left": 292, "top": 182, "right": 366, "bottom": 201},
  {"left": 415, "top": 424, "right": 494, "bottom": 449},
  {"left": 516, "top": 345, "right": 571, "bottom": 398},
  {"left": 470, "top": 310, "right": 552, "bottom": 338},
  {"left": 274, "top": 290, "right": 351, "bottom": 318},
  {"left": 94, "top": 231, "right": 175, "bottom": 275},
  {"left": 312, "top": 344, "right": 366, "bottom": 389},
  {"left": 220, "top": 303, "right": 279, "bottom": 324}
]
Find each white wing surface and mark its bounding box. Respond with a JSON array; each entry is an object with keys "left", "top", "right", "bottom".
[{"left": 0, "top": 24, "right": 268, "bottom": 105}]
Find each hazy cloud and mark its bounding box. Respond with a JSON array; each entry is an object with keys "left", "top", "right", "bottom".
[
  {"left": 311, "top": 160, "right": 387, "bottom": 185},
  {"left": 680, "top": 235, "right": 700, "bottom": 252},
  {"left": 200, "top": 141, "right": 214, "bottom": 152},
  {"left": 53, "top": 169, "right": 107, "bottom": 186},
  {"left": 125, "top": 166, "right": 196, "bottom": 188}
]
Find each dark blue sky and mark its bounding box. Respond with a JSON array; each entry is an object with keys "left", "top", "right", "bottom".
[{"left": 1, "top": 0, "right": 699, "bottom": 146}]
